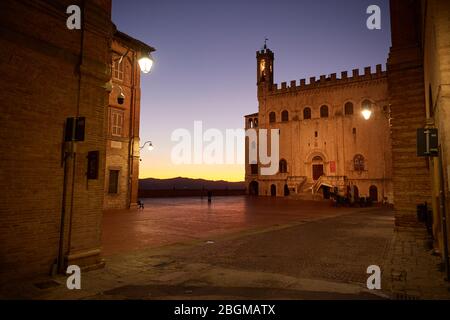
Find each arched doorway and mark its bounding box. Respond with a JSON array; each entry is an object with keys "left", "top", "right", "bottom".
[
  {"left": 312, "top": 156, "right": 324, "bottom": 181},
  {"left": 249, "top": 181, "right": 259, "bottom": 196},
  {"left": 369, "top": 185, "right": 378, "bottom": 202},
  {"left": 354, "top": 185, "right": 359, "bottom": 200},
  {"left": 284, "top": 184, "right": 290, "bottom": 196},
  {"left": 270, "top": 184, "right": 277, "bottom": 197}
]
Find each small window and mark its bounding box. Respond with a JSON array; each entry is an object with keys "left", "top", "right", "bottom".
[
  {"left": 279, "top": 159, "right": 288, "bottom": 173},
  {"left": 248, "top": 119, "right": 253, "bottom": 128},
  {"left": 111, "top": 109, "right": 124, "bottom": 137},
  {"left": 250, "top": 164, "right": 258, "bottom": 175},
  {"left": 353, "top": 154, "right": 365, "bottom": 171},
  {"left": 429, "top": 85, "right": 434, "bottom": 117},
  {"left": 281, "top": 110, "right": 289, "bottom": 122},
  {"left": 108, "top": 170, "right": 120, "bottom": 194},
  {"left": 303, "top": 107, "right": 311, "bottom": 120},
  {"left": 352, "top": 128, "right": 356, "bottom": 135},
  {"left": 253, "top": 118, "right": 258, "bottom": 128},
  {"left": 345, "top": 102, "right": 354, "bottom": 115},
  {"left": 320, "top": 105, "right": 329, "bottom": 118},
  {"left": 315, "top": 131, "right": 318, "bottom": 138},
  {"left": 269, "top": 112, "right": 276, "bottom": 123},
  {"left": 113, "top": 59, "right": 124, "bottom": 81}
]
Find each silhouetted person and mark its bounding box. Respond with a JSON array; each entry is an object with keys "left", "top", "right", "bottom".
[{"left": 207, "top": 191, "right": 212, "bottom": 203}]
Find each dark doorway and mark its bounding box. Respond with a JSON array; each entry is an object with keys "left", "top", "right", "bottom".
[
  {"left": 354, "top": 186, "right": 359, "bottom": 200},
  {"left": 312, "top": 164, "right": 324, "bottom": 180},
  {"left": 249, "top": 181, "right": 259, "bottom": 196},
  {"left": 270, "top": 184, "right": 276, "bottom": 197},
  {"left": 369, "top": 185, "right": 378, "bottom": 202},
  {"left": 322, "top": 186, "right": 331, "bottom": 199},
  {"left": 284, "top": 184, "right": 290, "bottom": 196}
]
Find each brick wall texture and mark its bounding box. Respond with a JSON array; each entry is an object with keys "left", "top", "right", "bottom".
[{"left": 0, "top": 0, "right": 113, "bottom": 279}]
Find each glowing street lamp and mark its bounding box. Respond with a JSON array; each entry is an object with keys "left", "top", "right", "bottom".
[
  {"left": 361, "top": 100, "right": 373, "bottom": 120},
  {"left": 138, "top": 52, "right": 154, "bottom": 74}
]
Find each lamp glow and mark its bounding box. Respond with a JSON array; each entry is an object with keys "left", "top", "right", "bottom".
[
  {"left": 361, "top": 109, "right": 372, "bottom": 120},
  {"left": 362, "top": 109, "right": 372, "bottom": 120},
  {"left": 148, "top": 142, "right": 154, "bottom": 151},
  {"left": 138, "top": 54, "right": 153, "bottom": 74}
]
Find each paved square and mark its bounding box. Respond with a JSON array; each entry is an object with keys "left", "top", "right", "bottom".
[{"left": 2, "top": 196, "right": 404, "bottom": 300}]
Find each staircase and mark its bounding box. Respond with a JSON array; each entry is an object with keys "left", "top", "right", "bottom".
[{"left": 287, "top": 178, "right": 324, "bottom": 201}]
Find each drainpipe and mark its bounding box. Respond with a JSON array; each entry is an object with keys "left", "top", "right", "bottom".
[
  {"left": 127, "top": 50, "right": 136, "bottom": 209},
  {"left": 57, "top": 0, "right": 86, "bottom": 274}
]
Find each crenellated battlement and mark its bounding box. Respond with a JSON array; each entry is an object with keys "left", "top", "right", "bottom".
[{"left": 270, "top": 64, "right": 387, "bottom": 94}]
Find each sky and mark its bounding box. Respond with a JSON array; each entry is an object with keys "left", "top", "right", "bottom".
[{"left": 112, "top": 0, "right": 391, "bottom": 182}]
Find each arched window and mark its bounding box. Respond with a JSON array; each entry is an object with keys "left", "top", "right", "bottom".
[
  {"left": 353, "top": 154, "right": 365, "bottom": 171},
  {"left": 320, "top": 105, "right": 329, "bottom": 118},
  {"left": 344, "top": 102, "right": 354, "bottom": 115},
  {"left": 269, "top": 112, "right": 276, "bottom": 123},
  {"left": 279, "top": 159, "right": 288, "bottom": 173},
  {"left": 362, "top": 99, "right": 372, "bottom": 109},
  {"left": 303, "top": 107, "right": 311, "bottom": 120},
  {"left": 253, "top": 118, "right": 258, "bottom": 128},
  {"left": 312, "top": 156, "right": 323, "bottom": 161},
  {"left": 281, "top": 110, "right": 289, "bottom": 122},
  {"left": 248, "top": 119, "right": 253, "bottom": 128}
]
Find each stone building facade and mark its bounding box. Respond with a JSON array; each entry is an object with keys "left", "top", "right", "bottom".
[
  {"left": 421, "top": 0, "right": 450, "bottom": 263},
  {"left": 389, "top": 0, "right": 450, "bottom": 267},
  {"left": 245, "top": 46, "right": 393, "bottom": 202},
  {"left": 0, "top": 0, "right": 153, "bottom": 280},
  {"left": 104, "top": 31, "right": 154, "bottom": 210}
]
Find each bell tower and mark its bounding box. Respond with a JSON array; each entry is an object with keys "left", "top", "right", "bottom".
[{"left": 256, "top": 40, "right": 274, "bottom": 89}]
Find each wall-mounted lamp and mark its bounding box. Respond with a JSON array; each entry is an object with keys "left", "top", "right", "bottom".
[
  {"left": 361, "top": 100, "right": 373, "bottom": 120},
  {"left": 140, "top": 140, "right": 154, "bottom": 151},
  {"left": 116, "top": 86, "right": 125, "bottom": 105},
  {"left": 138, "top": 51, "right": 154, "bottom": 74}
]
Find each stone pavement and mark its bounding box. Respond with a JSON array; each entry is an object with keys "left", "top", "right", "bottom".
[
  {"left": 383, "top": 227, "right": 450, "bottom": 299},
  {"left": 1, "top": 197, "right": 449, "bottom": 300}
]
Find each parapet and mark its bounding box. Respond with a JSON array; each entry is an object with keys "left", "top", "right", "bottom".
[{"left": 270, "top": 64, "right": 387, "bottom": 93}]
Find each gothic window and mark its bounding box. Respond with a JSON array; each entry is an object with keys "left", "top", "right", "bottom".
[
  {"left": 111, "top": 109, "right": 124, "bottom": 137},
  {"left": 345, "top": 102, "right": 354, "bottom": 115},
  {"left": 353, "top": 154, "right": 365, "bottom": 171},
  {"left": 279, "top": 159, "right": 288, "bottom": 173},
  {"left": 320, "top": 105, "right": 329, "bottom": 118},
  {"left": 269, "top": 112, "right": 276, "bottom": 123},
  {"left": 113, "top": 59, "right": 124, "bottom": 81},
  {"left": 281, "top": 110, "right": 289, "bottom": 122},
  {"left": 303, "top": 107, "right": 311, "bottom": 120}
]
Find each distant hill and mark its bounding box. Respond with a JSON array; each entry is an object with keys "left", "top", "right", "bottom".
[{"left": 139, "top": 177, "right": 246, "bottom": 190}]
